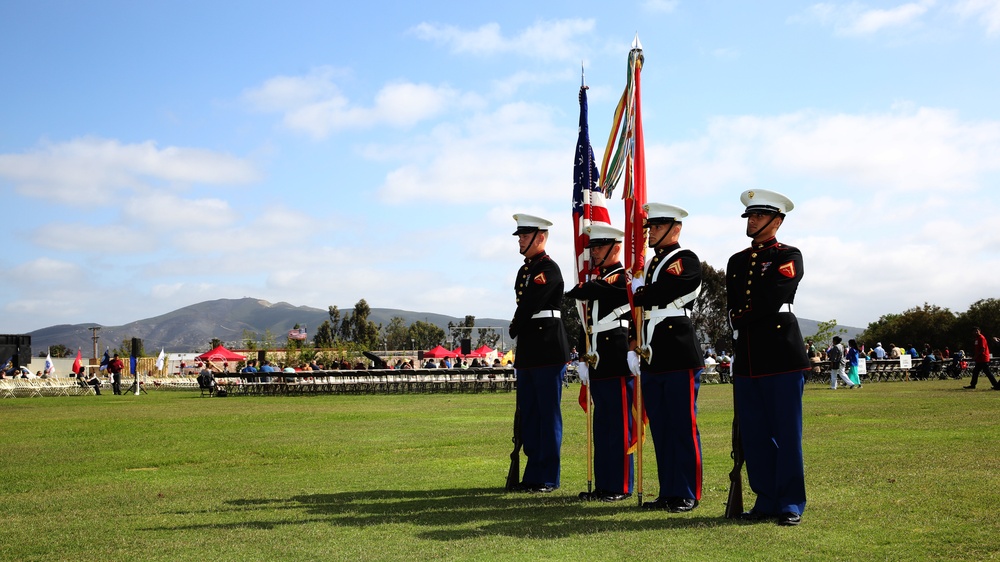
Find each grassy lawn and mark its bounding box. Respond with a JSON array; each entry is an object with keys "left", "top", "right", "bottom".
[{"left": 1, "top": 380, "right": 998, "bottom": 561}]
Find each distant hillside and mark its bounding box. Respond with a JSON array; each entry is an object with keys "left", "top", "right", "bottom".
[
  {"left": 28, "top": 298, "right": 510, "bottom": 354},
  {"left": 796, "top": 318, "right": 864, "bottom": 344}
]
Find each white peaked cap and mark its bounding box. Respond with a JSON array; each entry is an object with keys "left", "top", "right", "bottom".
[
  {"left": 643, "top": 202, "right": 688, "bottom": 225},
  {"left": 740, "top": 189, "right": 794, "bottom": 217},
  {"left": 512, "top": 213, "right": 553, "bottom": 235},
  {"left": 584, "top": 223, "right": 624, "bottom": 247}
]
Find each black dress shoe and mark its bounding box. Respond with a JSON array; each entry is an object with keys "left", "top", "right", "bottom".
[
  {"left": 964, "top": 385, "right": 976, "bottom": 389},
  {"left": 641, "top": 497, "right": 670, "bottom": 510},
  {"left": 578, "top": 491, "right": 598, "bottom": 501},
  {"left": 668, "top": 498, "right": 699, "bottom": 513},
  {"left": 528, "top": 484, "right": 556, "bottom": 493},
  {"left": 777, "top": 512, "right": 801, "bottom": 526},
  {"left": 740, "top": 510, "right": 772, "bottom": 521},
  {"left": 599, "top": 492, "right": 631, "bottom": 502}
]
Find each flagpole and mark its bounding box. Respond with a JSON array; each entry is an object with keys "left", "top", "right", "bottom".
[
  {"left": 599, "top": 33, "right": 648, "bottom": 507},
  {"left": 579, "top": 63, "right": 595, "bottom": 496},
  {"left": 630, "top": 33, "right": 648, "bottom": 509}
]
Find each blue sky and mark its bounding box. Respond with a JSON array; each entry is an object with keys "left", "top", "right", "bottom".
[{"left": 2, "top": 0, "right": 999, "bottom": 334}]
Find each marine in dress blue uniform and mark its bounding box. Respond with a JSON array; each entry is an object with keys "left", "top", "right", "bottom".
[
  {"left": 631, "top": 203, "right": 705, "bottom": 513},
  {"left": 510, "top": 214, "right": 571, "bottom": 492},
  {"left": 726, "top": 189, "right": 810, "bottom": 526},
  {"left": 565, "top": 223, "right": 634, "bottom": 502}
]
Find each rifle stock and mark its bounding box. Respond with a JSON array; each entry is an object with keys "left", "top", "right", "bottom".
[
  {"left": 505, "top": 406, "right": 522, "bottom": 490},
  {"left": 724, "top": 409, "right": 745, "bottom": 518}
]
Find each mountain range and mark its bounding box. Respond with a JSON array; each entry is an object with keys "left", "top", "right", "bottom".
[
  {"left": 26, "top": 298, "right": 511, "bottom": 355},
  {"left": 25, "top": 297, "right": 863, "bottom": 355}
]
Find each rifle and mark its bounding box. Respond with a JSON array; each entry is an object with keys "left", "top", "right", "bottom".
[
  {"left": 505, "top": 406, "right": 523, "bottom": 490},
  {"left": 724, "top": 403, "right": 745, "bottom": 518}
]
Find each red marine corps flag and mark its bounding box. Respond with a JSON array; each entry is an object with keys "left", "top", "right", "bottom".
[
  {"left": 599, "top": 34, "right": 648, "bottom": 506},
  {"left": 600, "top": 34, "right": 647, "bottom": 294}
]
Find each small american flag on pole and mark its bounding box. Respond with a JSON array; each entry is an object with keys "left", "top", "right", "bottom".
[{"left": 573, "top": 71, "right": 610, "bottom": 284}]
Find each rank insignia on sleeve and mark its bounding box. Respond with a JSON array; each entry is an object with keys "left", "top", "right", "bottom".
[
  {"left": 533, "top": 273, "right": 548, "bottom": 285},
  {"left": 666, "top": 259, "right": 684, "bottom": 276},
  {"left": 605, "top": 273, "right": 621, "bottom": 284},
  {"left": 778, "top": 261, "right": 796, "bottom": 278}
]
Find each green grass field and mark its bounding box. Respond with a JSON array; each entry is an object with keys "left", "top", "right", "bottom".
[{"left": 2, "top": 380, "right": 998, "bottom": 561}]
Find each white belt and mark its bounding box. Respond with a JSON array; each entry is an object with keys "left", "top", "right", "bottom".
[
  {"left": 644, "top": 308, "right": 688, "bottom": 320},
  {"left": 780, "top": 303, "right": 794, "bottom": 313},
  {"left": 593, "top": 319, "right": 629, "bottom": 333},
  {"left": 532, "top": 310, "right": 561, "bottom": 319}
]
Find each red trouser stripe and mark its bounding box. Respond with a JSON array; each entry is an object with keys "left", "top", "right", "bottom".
[
  {"left": 619, "top": 376, "right": 631, "bottom": 494},
  {"left": 689, "top": 368, "right": 703, "bottom": 500}
]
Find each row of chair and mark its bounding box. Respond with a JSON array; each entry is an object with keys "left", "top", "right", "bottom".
[
  {"left": 209, "top": 370, "right": 519, "bottom": 396},
  {"left": 0, "top": 378, "right": 95, "bottom": 398}
]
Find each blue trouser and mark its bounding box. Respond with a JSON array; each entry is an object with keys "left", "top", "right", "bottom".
[
  {"left": 734, "top": 370, "right": 807, "bottom": 516},
  {"left": 591, "top": 376, "right": 634, "bottom": 494},
  {"left": 642, "top": 367, "right": 703, "bottom": 501},
  {"left": 516, "top": 364, "right": 565, "bottom": 488}
]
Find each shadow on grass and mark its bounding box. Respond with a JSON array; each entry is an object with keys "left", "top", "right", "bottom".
[{"left": 148, "top": 488, "right": 743, "bottom": 540}]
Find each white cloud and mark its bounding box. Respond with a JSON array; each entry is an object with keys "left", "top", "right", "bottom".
[
  {"left": 490, "top": 68, "right": 575, "bottom": 98},
  {"left": 0, "top": 137, "right": 260, "bottom": 206},
  {"left": 952, "top": 0, "right": 1000, "bottom": 34},
  {"left": 32, "top": 224, "right": 156, "bottom": 254},
  {"left": 241, "top": 66, "right": 347, "bottom": 112},
  {"left": 410, "top": 18, "right": 596, "bottom": 60},
  {"left": 243, "top": 68, "right": 478, "bottom": 138},
  {"left": 646, "top": 106, "right": 1000, "bottom": 193},
  {"left": 169, "top": 205, "right": 321, "bottom": 253},
  {"left": 12, "top": 257, "right": 80, "bottom": 280},
  {"left": 795, "top": 1, "right": 935, "bottom": 35},
  {"left": 374, "top": 102, "right": 569, "bottom": 203},
  {"left": 124, "top": 191, "right": 238, "bottom": 229}
]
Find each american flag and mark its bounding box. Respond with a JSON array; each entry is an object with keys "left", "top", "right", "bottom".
[{"left": 573, "top": 79, "right": 610, "bottom": 284}]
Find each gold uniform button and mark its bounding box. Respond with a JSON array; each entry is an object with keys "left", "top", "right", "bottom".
[
  {"left": 751, "top": 253, "right": 757, "bottom": 258},
  {"left": 746, "top": 290, "right": 751, "bottom": 295}
]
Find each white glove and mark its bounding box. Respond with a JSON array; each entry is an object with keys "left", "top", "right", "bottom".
[
  {"left": 575, "top": 362, "right": 590, "bottom": 385},
  {"left": 627, "top": 350, "right": 642, "bottom": 376},
  {"left": 631, "top": 277, "right": 645, "bottom": 293}
]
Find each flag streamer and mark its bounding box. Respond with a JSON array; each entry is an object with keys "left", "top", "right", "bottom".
[
  {"left": 599, "top": 34, "right": 649, "bottom": 506},
  {"left": 599, "top": 37, "right": 648, "bottom": 289}
]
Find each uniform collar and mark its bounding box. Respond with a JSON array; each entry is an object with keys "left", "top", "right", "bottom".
[
  {"left": 752, "top": 237, "right": 778, "bottom": 251},
  {"left": 599, "top": 262, "right": 624, "bottom": 274},
  {"left": 524, "top": 251, "right": 548, "bottom": 264},
  {"left": 655, "top": 242, "right": 681, "bottom": 254}
]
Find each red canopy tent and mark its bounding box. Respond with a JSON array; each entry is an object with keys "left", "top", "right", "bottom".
[
  {"left": 423, "top": 345, "right": 457, "bottom": 358},
  {"left": 473, "top": 345, "right": 495, "bottom": 356},
  {"left": 196, "top": 345, "right": 247, "bottom": 362}
]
